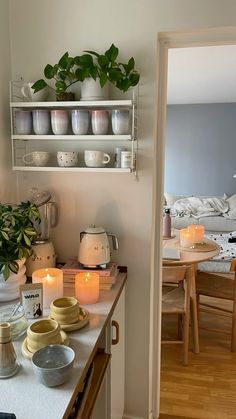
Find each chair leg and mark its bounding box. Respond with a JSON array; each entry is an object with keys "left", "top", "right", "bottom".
[
  {"left": 231, "top": 295, "right": 236, "bottom": 352},
  {"left": 183, "top": 284, "right": 191, "bottom": 366}
]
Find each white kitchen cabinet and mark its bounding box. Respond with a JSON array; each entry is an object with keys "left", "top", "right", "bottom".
[{"left": 10, "top": 84, "right": 137, "bottom": 174}]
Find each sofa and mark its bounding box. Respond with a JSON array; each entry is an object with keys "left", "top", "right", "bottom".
[{"left": 165, "top": 192, "right": 236, "bottom": 233}]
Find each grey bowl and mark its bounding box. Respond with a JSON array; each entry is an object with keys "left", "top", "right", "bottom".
[{"left": 31, "top": 344, "right": 75, "bottom": 387}]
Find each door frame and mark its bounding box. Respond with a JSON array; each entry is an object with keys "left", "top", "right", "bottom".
[{"left": 149, "top": 26, "right": 236, "bottom": 419}]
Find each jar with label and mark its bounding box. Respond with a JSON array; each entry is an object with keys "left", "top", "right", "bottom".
[
  {"left": 114, "top": 147, "right": 125, "bottom": 168},
  {"left": 121, "top": 151, "right": 135, "bottom": 169}
]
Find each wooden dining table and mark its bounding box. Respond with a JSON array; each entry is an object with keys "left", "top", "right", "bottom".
[{"left": 162, "top": 230, "right": 220, "bottom": 354}]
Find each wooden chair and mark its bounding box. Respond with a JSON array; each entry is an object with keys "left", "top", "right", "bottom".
[
  {"left": 196, "top": 270, "right": 236, "bottom": 351},
  {"left": 162, "top": 265, "right": 191, "bottom": 365}
]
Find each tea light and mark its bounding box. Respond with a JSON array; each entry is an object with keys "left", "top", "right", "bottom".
[
  {"left": 188, "top": 224, "right": 205, "bottom": 243},
  {"left": 32, "top": 268, "right": 63, "bottom": 309},
  {"left": 75, "top": 272, "right": 99, "bottom": 305},
  {"left": 179, "top": 228, "right": 195, "bottom": 248}
]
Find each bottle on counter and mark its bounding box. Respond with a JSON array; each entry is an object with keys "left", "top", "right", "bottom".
[{"left": 163, "top": 208, "right": 171, "bottom": 238}]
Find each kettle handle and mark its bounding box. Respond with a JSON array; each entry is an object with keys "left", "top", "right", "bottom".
[
  {"left": 49, "top": 202, "right": 58, "bottom": 228},
  {"left": 80, "top": 231, "right": 85, "bottom": 241},
  {"left": 107, "top": 233, "right": 119, "bottom": 250}
]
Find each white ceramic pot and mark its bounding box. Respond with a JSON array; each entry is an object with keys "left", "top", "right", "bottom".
[
  {"left": 0, "top": 259, "right": 26, "bottom": 302},
  {"left": 111, "top": 109, "right": 130, "bottom": 134},
  {"left": 81, "top": 78, "right": 109, "bottom": 101}
]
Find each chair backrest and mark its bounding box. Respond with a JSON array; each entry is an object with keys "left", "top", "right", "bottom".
[{"left": 162, "top": 265, "right": 188, "bottom": 284}]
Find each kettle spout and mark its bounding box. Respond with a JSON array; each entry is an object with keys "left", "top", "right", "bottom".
[{"left": 107, "top": 233, "right": 119, "bottom": 250}]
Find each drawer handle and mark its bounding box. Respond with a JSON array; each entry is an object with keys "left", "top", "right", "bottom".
[{"left": 112, "top": 320, "right": 119, "bottom": 345}]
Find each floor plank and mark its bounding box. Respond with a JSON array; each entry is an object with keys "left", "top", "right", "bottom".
[{"left": 160, "top": 296, "right": 236, "bottom": 419}]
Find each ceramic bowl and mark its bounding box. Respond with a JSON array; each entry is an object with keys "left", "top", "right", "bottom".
[
  {"left": 32, "top": 344, "right": 75, "bottom": 387},
  {"left": 50, "top": 297, "right": 80, "bottom": 325},
  {"left": 27, "top": 319, "right": 61, "bottom": 353}
]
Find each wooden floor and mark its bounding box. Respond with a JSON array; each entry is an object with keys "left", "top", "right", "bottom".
[{"left": 160, "top": 296, "right": 236, "bottom": 419}]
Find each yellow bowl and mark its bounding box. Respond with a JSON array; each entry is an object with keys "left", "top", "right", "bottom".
[
  {"left": 27, "top": 319, "right": 61, "bottom": 353},
  {"left": 50, "top": 297, "right": 80, "bottom": 325}
]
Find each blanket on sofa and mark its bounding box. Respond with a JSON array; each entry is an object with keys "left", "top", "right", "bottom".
[{"left": 171, "top": 196, "right": 229, "bottom": 219}]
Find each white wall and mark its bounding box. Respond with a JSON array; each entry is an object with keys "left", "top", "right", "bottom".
[
  {"left": 8, "top": 1, "right": 236, "bottom": 418},
  {"left": 0, "top": 0, "right": 16, "bottom": 202}
]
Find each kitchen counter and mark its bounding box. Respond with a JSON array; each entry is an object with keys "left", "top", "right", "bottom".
[{"left": 0, "top": 273, "right": 127, "bottom": 419}]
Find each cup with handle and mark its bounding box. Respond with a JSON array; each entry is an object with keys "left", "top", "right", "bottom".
[{"left": 84, "top": 150, "right": 110, "bottom": 167}]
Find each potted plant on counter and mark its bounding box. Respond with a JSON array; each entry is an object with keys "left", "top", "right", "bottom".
[
  {"left": 32, "top": 52, "right": 78, "bottom": 101},
  {"left": 0, "top": 201, "right": 40, "bottom": 301},
  {"left": 74, "top": 43, "right": 140, "bottom": 100}
]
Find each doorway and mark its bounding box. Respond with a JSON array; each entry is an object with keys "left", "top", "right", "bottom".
[{"left": 149, "top": 26, "right": 236, "bottom": 419}]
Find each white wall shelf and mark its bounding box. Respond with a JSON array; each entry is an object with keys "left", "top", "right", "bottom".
[{"left": 10, "top": 88, "right": 138, "bottom": 174}]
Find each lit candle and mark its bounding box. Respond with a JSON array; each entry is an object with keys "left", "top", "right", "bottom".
[
  {"left": 179, "top": 228, "right": 195, "bottom": 248},
  {"left": 32, "top": 268, "right": 63, "bottom": 309},
  {"left": 75, "top": 272, "right": 99, "bottom": 305},
  {"left": 188, "top": 224, "right": 205, "bottom": 243}
]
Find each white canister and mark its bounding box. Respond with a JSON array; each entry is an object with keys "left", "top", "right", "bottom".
[
  {"left": 121, "top": 151, "right": 135, "bottom": 169},
  {"left": 14, "top": 110, "right": 32, "bottom": 134},
  {"left": 32, "top": 110, "right": 50, "bottom": 135},
  {"left": 114, "top": 147, "right": 125, "bottom": 168}
]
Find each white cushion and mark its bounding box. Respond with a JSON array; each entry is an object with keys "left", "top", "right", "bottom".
[
  {"left": 165, "top": 193, "right": 192, "bottom": 207},
  {"left": 226, "top": 194, "right": 236, "bottom": 219}
]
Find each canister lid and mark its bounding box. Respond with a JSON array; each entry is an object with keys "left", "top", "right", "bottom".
[
  {"left": 29, "top": 187, "right": 51, "bottom": 207},
  {"left": 84, "top": 226, "right": 105, "bottom": 234}
]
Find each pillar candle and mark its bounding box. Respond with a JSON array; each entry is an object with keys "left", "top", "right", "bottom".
[
  {"left": 32, "top": 268, "right": 63, "bottom": 309},
  {"left": 179, "top": 228, "right": 195, "bottom": 248},
  {"left": 75, "top": 272, "right": 99, "bottom": 305},
  {"left": 188, "top": 224, "right": 205, "bottom": 243}
]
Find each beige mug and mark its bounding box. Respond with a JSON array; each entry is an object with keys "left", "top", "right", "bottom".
[
  {"left": 27, "top": 319, "right": 61, "bottom": 353},
  {"left": 23, "top": 151, "right": 50, "bottom": 167},
  {"left": 50, "top": 297, "right": 80, "bottom": 325}
]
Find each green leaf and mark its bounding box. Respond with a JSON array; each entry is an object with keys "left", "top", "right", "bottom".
[
  {"left": 55, "top": 80, "right": 67, "bottom": 92},
  {"left": 90, "top": 67, "right": 98, "bottom": 80},
  {"left": 2, "top": 264, "right": 9, "bottom": 280},
  {"left": 23, "top": 234, "right": 31, "bottom": 246},
  {"left": 108, "top": 68, "right": 123, "bottom": 81},
  {"left": 1, "top": 230, "right": 9, "bottom": 241},
  {"left": 75, "top": 68, "right": 85, "bottom": 81},
  {"left": 31, "top": 79, "right": 47, "bottom": 93},
  {"left": 84, "top": 50, "right": 100, "bottom": 58},
  {"left": 58, "top": 51, "right": 69, "bottom": 69},
  {"left": 44, "top": 64, "right": 55, "bottom": 79},
  {"left": 100, "top": 72, "right": 108, "bottom": 87},
  {"left": 105, "top": 43, "right": 119, "bottom": 63},
  {"left": 97, "top": 55, "right": 109, "bottom": 69},
  {"left": 129, "top": 72, "right": 140, "bottom": 86}
]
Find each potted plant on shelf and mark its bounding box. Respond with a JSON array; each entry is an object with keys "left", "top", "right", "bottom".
[
  {"left": 31, "top": 52, "right": 78, "bottom": 101},
  {"left": 0, "top": 201, "right": 40, "bottom": 302},
  {"left": 74, "top": 43, "right": 140, "bottom": 100}
]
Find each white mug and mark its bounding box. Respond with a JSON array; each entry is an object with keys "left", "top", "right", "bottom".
[
  {"left": 71, "top": 110, "right": 89, "bottom": 135},
  {"left": 91, "top": 110, "right": 109, "bottom": 135},
  {"left": 51, "top": 110, "right": 69, "bottom": 135},
  {"left": 23, "top": 151, "right": 50, "bottom": 167},
  {"left": 84, "top": 150, "right": 110, "bottom": 168},
  {"left": 57, "top": 151, "right": 79, "bottom": 167},
  {"left": 14, "top": 110, "right": 32, "bottom": 134},
  {"left": 32, "top": 110, "right": 50, "bottom": 135},
  {"left": 111, "top": 109, "right": 130, "bottom": 135},
  {"left": 21, "top": 83, "right": 48, "bottom": 102}
]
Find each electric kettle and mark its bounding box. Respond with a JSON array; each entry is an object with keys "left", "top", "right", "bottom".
[{"left": 78, "top": 226, "right": 118, "bottom": 268}]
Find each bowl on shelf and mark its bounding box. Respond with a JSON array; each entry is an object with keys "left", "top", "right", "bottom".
[
  {"left": 31, "top": 344, "right": 75, "bottom": 387},
  {"left": 0, "top": 303, "right": 29, "bottom": 340}
]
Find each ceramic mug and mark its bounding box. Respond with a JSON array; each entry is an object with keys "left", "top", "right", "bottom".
[
  {"left": 71, "top": 110, "right": 90, "bottom": 135},
  {"left": 32, "top": 110, "right": 50, "bottom": 135},
  {"left": 21, "top": 83, "right": 48, "bottom": 102},
  {"left": 57, "top": 151, "right": 78, "bottom": 167},
  {"left": 84, "top": 150, "right": 110, "bottom": 167},
  {"left": 111, "top": 109, "right": 130, "bottom": 134},
  {"left": 51, "top": 110, "right": 69, "bottom": 135},
  {"left": 27, "top": 319, "right": 62, "bottom": 353},
  {"left": 14, "top": 110, "right": 32, "bottom": 134},
  {"left": 50, "top": 297, "right": 80, "bottom": 325},
  {"left": 23, "top": 151, "right": 50, "bottom": 167},
  {"left": 91, "top": 110, "right": 109, "bottom": 135}
]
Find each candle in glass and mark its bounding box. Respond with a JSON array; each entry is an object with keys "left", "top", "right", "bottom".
[
  {"left": 188, "top": 224, "right": 205, "bottom": 243},
  {"left": 179, "top": 228, "right": 195, "bottom": 248},
  {"left": 75, "top": 272, "right": 99, "bottom": 305},
  {"left": 32, "top": 268, "right": 63, "bottom": 309}
]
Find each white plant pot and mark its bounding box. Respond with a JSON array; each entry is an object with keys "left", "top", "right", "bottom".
[
  {"left": 81, "top": 78, "right": 109, "bottom": 101},
  {"left": 0, "top": 258, "right": 26, "bottom": 302}
]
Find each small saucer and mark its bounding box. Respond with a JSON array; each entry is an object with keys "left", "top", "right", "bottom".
[
  {"left": 21, "top": 331, "right": 69, "bottom": 360},
  {"left": 163, "top": 234, "right": 176, "bottom": 240},
  {"left": 0, "top": 361, "right": 20, "bottom": 379},
  {"left": 49, "top": 308, "right": 89, "bottom": 332}
]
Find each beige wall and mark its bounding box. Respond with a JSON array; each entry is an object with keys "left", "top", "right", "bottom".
[
  {"left": 7, "top": 1, "right": 236, "bottom": 418},
  {"left": 0, "top": 0, "right": 16, "bottom": 202}
]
